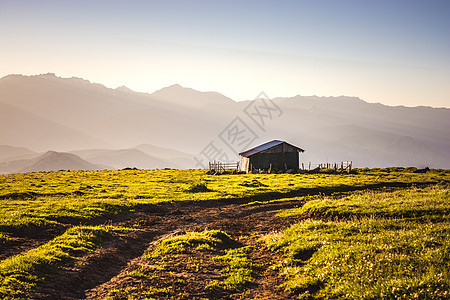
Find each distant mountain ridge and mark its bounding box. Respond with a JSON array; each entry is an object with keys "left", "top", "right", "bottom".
[
  {"left": 69, "top": 146, "right": 193, "bottom": 170},
  {"left": 0, "top": 145, "right": 38, "bottom": 163},
  {"left": 1, "top": 73, "right": 449, "bottom": 172},
  {"left": 0, "top": 150, "right": 104, "bottom": 174},
  {"left": 0, "top": 143, "right": 196, "bottom": 174},
  {"left": 151, "top": 83, "right": 235, "bottom": 108}
]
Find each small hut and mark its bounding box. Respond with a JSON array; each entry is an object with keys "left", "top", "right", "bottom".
[{"left": 239, "top": 140, "right": 305, "bottom": 173}]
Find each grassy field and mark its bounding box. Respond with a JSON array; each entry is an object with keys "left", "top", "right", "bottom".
[
  {"left": 263, "top": 185, "right": 450, "bottom": 299},
  {"left": 1, "top": 168, "right": 447, "bottom": 233},
  {"left": 0, "top": 168, "right": 449, "bottom": 299}
]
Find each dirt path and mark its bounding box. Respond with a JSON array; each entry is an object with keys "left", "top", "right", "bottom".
[{"left": 25, "top": 198, "right": 306, "bottom": 299}]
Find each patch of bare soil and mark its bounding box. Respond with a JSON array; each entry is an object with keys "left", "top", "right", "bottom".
[
  {"left": 0, "top": 225, "right": 66, "bottom": 261},
  {"left": 23, "top": 198, "right": 306, "bottom": 300},
  {"left": 84, "top": 237, "right": 290, "bottom": 300}
]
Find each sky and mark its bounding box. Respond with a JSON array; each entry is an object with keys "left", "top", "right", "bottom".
[{"left": 1, "top": 0, "right": 449, "bottom": 107}]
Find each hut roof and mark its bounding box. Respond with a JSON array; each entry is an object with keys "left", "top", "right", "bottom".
[{"left": 239, "top": 140, "right": 304, "bottom": 158}]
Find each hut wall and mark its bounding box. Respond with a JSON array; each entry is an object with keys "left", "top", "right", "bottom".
[
  {"left": 241, "top": 157, "right": 250, "bottom": 172},
  {"left": 248, "top": 152, "right": 298, "bottom": 171}
]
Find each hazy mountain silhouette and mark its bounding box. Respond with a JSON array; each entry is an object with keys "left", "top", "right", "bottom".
[
  {"left": 151, "top": 84, "right": 235, "bottom": 108},
  {"left": 268, "top": 96, "right": 450, "bottom": 168},
  {"left": 0, "top": 100, "right": 111, "bottom": 151},
  {"left": 0, "top": 145, "right": 38, "bottom": 163},
  {"left": 132, "top": 144, "right": 195, "bottom": 169},
  {"left": 1, "top": 73, "right": 449, "bottom": 172},
  {"left": 0, "top": 151, "right": 104, "bottom": 174},
  {"left": 69, "top": 148, "right": 179, "bottom": 170},
  {"left": 0, "top": 74, "right": 231, "bottom": 153},
  {"left": 133, "top": 144, "right": 192, "bottom": 160},
  {"left": 0, "top": 145, "right": 193, "bottom": 174}
]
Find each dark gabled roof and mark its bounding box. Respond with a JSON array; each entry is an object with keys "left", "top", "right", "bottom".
[{"left": 239, "top": 140, "right": 304, "bottom": 158}]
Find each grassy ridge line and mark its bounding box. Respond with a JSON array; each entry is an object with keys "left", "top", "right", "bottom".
[
  {"left": 0, "top": 225, "right": 132, "bottom": 299},
  {"left": 1, "top": 169, "right": 448, "bottom": 234},
  {"left": 262, "top": 186, "right": 450, "bottom": 299},
  {"left": 2, "top": 169, "right": 448, "bottom": 199},
  {"left": 279, "top": 186, "right": 450, "bottom": 220}
]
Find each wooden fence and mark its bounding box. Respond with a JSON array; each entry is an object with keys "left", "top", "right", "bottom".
[
  {"left": 209, "top": 161, "right": 240, "bottom": 172},
  {"left": 208, "top": 160, "right": 351, "bottom": 173},
  {"left": 301, "top": 161, "right": 352, "bottom": 172}
]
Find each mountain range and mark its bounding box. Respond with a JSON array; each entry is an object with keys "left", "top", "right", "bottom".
[{"left": 1, "top": 73, "right": 449, "bottom": 174}]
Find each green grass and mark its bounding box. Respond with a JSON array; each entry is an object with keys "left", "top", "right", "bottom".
[
  {"left": 149, "top": 230, "right": 235, "bottom": 258},
  {"left": 1, "top": 168, "right": 448, "bottom": 234},
  {"left": 211, "top": 246, "right": 255, "bottom": 290},
  {"left": 279, "top": 186, "right": 450, "bottom": 220},
  {"left": 0, "top": 225, "right": 131, "bottom": 298},
  {"left": 1, "top": 168, "right": 449, "bottom": 298},
  {"left": 262, "top": 186, "right": 450, "bottom": 299}
]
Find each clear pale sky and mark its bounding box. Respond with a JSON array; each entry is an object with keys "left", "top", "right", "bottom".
[{"left": 1, "top": 0, "right": 449, "bottom": 107}]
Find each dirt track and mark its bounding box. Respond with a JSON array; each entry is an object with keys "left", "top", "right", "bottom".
[{"left": 16, "top": 197, "right": 306, "bottom": 299}]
